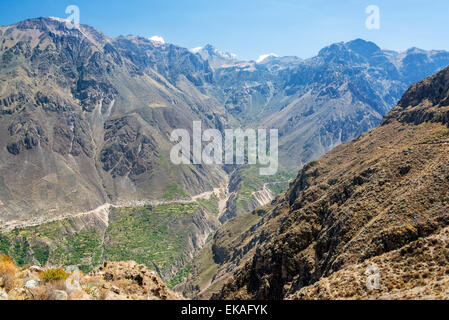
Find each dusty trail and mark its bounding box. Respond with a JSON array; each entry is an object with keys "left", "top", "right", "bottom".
[
  {"left": 1, "top": 177, "right": 289, "bottom": 233},
  {"left": 0, "top": 184, "right": 230, "bottom": 233}
]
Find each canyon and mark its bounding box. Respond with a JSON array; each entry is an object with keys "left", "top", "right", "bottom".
[{"left": 1, "top": 17, "right": 449, "bottom": 297}]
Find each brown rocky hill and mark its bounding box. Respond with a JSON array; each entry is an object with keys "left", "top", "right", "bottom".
[{"left": 200, "top": 66, "right": 449, "bottom": 300}]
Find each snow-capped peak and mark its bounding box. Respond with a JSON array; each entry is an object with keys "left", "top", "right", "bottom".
[
  {"left": 190, "top": 47, "right": 204, "bottom": 54},
  {"left": 190, "top": 45, "right": 237, "bottom": 60},
  {"left": 256, "top": 53, "right": 279, "bottom": 63},
  {"left": 149, "top": 35, "right": 165, "bottom": 44},
  {"left": 49, "top": 16, "right": 69, "bottom": 23}
]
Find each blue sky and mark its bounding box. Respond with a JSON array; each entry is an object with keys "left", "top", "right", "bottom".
[{"left": 0, "top": 0, "right": 448, "bottom": 60}]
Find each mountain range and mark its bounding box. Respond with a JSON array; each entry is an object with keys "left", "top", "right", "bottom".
[
  {"left": 2, "top": 18, "right": 449, "bottom": 224},
  {"left": 203, "top": 39, "right": 449, "bottom": 167},
  {"left": 1, "top": 17, "right": 449, "bottom": 296}
]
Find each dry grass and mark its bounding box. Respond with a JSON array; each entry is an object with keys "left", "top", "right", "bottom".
[
  {"left": 30, "top": 286, "right": 53, "bottom": 300},
  {"left": 29, "top": 280, "right": 67, "bottom": 300},
  {"left": 0, "top": 254, "right": 20, "bottom": 292},
  {"left": 290, "top": 227, "right": 449, "bottom": 299},
  {"left": 97, "top": 287, "right": 109, "bottom": 300}
]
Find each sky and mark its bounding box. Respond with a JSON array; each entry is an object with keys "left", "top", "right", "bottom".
[{"left": 0, "top": 0, "right": 448, "bottom": 61}]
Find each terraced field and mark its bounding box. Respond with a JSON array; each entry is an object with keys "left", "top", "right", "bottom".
[{"left": 0, "top": 202, "right": 216, "bottom": 287}]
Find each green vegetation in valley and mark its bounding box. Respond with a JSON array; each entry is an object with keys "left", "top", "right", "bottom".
[
  {"left": 31, "top": 242, "right": 50, "bottom": 267},
  {"left": 162, "top": 184, "right": 189, "bottom": 200},
  {"left": 10, "top": 237, "right": 30, "bottom": 266},
  {"left": 235, "top": 165, "right": 294, "bottom": 215},
  {"left": 196, "top": 194, "right": 220, "bottom": 215},
  {"left": 0, "top": 234, "right": 11, "bottom": 257},
  {"left": 0, "top": 221, "right": 104, "bottom": 273},
  {"left": 0, "top": 201, "right": 213, "bottom": 284},
  {"left": 50, "top": 230, "right": 104, "bottom": 272},
  {"left": 167, "top": 263, "right": 191, "bottom": 289},
  {"left": 103, "top": 203, "right": 199, "bottom": 277}
]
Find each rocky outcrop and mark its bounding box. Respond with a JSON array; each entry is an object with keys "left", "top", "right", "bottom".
[
  {"left": 382, "top": 65, "right": 449, "bottom": 127},
  {"left": 290, "top": 226, "right": 449, "bottom": 300},
  {"left": 0, "top": 255, "right": 180, "bottom": 300},
  {"left": 91, "top": 261, "right": 181, "bottom": 300},
  {"left": 101, "top": 116, "right": 158, "bottom": 179},
  {"left": 6, "top": 115, "right": 47, "bottom": 155}
]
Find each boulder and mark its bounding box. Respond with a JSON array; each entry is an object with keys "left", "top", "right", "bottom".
[
  {"left": 25, "top": 280, "right": 40, "bottom": 289},
  {"left": 111, "top": 285, "right": 120, "bottom": 294},
  {"left": 29, "top": 266, "right": 44, "bottom": 273},
  {"left": 49, "top": 290, "right": 68, "bottom": 300},
  {"left": 0, "top": 288, "right": 8, "bottom": 300},
  {"left": 65, "top": 275, "right": 81, "bottom": 292},
  {"left": 65, "top": 265, "right": 80, "bottom": 273}
]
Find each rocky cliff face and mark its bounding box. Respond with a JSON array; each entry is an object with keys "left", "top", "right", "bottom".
[
  {"left": 207, "top": 66, "right": 449, "bottom": 300},
  {"left": 0, "top": 18, "right": 227, "bottom": 223}
]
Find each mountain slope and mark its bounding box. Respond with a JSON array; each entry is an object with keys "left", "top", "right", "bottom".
[
  {"left": 205, "top": 65, "right": 449, "bottom": 300},
  {"left": 0, "top": 18, "right": 228, "bottom": 223},
  {"left": 191, "top": 44, "right": 238, "bottom": 69},
  {"left": 210, "top": 39, "right": 449, "bottom": 168}
]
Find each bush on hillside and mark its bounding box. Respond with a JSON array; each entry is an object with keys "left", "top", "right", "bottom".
[
  {"left": 0, "top": 254, "right": 19, "bottom": 291},
  {"left": 40, "top": 268, "right": 70, "bottom": 282}
]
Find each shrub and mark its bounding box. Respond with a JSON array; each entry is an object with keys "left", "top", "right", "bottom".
[
  {"left": 40, "top": 268, "right": 70, "bottom": 282},
  {"left": 0, "top": 254, "right": 19, "bottom": 291},
  {"left": 0, "top": 254, "right": 13, "bottom": 264}
]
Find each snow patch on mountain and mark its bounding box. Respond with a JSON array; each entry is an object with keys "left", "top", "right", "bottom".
[
  {"left": 256, "top": 53, "right": 279, "bottom": 63},
  {"left": 149, "top": 35, "right": 165, "bottom": 44},
  {"left": 190, "top": 45, "right": 237, "bottom": 60},
  {"left": 191, "top": 47, "right": 204, "bottom": 54}
]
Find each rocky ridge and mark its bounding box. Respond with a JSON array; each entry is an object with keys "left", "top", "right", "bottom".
[
  {"left": 185, "top": 66, "right": 449, "bottom": 300},
  {"left": 0, "top": 255, "right": 180, "bottom": 300}
]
